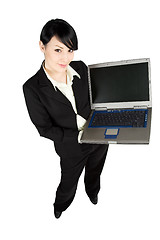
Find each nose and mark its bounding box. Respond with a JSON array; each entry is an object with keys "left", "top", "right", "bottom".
[{"left": 61, "top": 51, "right": 69, "bottom": 63}]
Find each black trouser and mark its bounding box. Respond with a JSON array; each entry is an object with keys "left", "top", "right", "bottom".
[{"left": 54, "top": 144, "right": 109, "bottom": 212}]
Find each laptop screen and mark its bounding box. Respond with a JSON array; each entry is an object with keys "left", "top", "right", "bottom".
[{"left": 90, "top": 62, "right": 149, "bottom": 104}]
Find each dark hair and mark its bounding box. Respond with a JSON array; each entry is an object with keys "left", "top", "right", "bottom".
[{"left": 40, "top": 19, "right": 78, "bottom": 50}]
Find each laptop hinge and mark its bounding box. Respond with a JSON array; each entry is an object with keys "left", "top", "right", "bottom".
[
  {"left": 133, "top": 105, "right": 148, "bottom": 109},
  {"left": 95, "top": 107, "right": 107, "bottom": 111}
]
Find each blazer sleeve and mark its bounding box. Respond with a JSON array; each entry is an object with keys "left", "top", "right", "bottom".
[{"left": 23, "top": 83, "right": 66, "bottom": 142}]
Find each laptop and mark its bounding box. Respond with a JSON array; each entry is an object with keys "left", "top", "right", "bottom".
[{"left": 81, "top": 58, "right": 152, "bottom": 144}]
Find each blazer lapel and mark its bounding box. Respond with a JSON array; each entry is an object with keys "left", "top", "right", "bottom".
[
  {"left": 72, "top": 76, "right": 82, "bottom": 112},
  {"left": 69, "top": 61, "right": 82, "bottom": 112},
  {"left": 37, "top": 65, "right": 72, "bottom": 107}
]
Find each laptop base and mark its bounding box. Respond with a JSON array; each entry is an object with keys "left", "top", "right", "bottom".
[{"left": 81, "top": 108, "right": 152, "bottom": 144}]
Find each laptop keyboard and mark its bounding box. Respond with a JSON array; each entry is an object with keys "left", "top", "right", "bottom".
[{"left": 89, "top": 109, "right": 148, "bottom": 128}]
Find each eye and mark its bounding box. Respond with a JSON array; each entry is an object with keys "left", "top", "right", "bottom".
[
  {"left": 55, "top": 49, "right": 61, "bottom": 53},
  {"left": 68, "top": 49, "right": 74, "bottom": 53}
]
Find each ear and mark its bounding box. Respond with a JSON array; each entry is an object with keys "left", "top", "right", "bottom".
[{"left": 39, "top": 41, "right": 45, "bottom": 53}]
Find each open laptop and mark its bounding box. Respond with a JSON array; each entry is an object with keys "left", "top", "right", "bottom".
[{"left": 81, "top": 58, "right": 152, "bottom": 144}]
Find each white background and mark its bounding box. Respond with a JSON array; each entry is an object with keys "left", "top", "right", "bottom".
[{"left": 1, "top": 0, "right": 160, "bottom": 239}]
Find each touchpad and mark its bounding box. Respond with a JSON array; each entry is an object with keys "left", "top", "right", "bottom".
[{"left": 104, "top": 128, "right": 119, "bottom": 139}]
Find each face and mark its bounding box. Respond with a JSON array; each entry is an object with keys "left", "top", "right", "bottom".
[{"left": 39, "top": 36, "right": 74, "bottom": 74}]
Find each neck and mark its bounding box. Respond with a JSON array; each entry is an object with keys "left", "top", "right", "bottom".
[{"left": 44, "top": 62, "right": 67, "bottom": 83}]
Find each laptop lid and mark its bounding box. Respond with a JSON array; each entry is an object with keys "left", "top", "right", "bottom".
[{"left": 88, "top": 58, "right": 152, "bottom": 110}]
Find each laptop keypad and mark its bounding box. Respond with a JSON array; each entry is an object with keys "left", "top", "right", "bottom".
[{"left": 90, "top": 109, "right": 147, "bottom": 128}]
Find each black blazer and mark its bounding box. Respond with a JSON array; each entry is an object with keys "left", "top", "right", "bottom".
[{"left": 23, "top": 61, "right": 91, "bottom": 158}]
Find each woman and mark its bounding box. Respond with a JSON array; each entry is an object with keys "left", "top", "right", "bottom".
[{"left": 23, "top": 19, "right": 109, "bottom": 219}]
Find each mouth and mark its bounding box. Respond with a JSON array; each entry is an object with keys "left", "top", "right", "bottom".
[{"left": 58, "top": 64, "right": 68, "bottom": 68}]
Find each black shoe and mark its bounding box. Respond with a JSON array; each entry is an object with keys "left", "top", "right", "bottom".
[
  {"left": 54, "top": 210, "right": 62, "bottom": 219},
  {"left": 89, "top": 196, "right": 98, "bottom": 205}
]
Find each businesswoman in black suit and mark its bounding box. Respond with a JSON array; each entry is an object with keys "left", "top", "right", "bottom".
[{"left": 23, "top": 19, "right": 109, "bottom": 219}]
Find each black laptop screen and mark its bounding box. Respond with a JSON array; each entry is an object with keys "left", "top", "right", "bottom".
[{"left": 90, "top": 62, "right": 149, "bottom": 103}]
